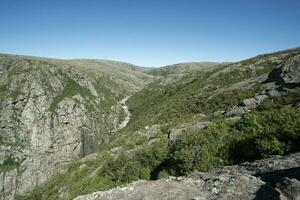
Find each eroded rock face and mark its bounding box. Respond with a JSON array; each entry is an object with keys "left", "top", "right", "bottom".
[
  {"left": 0, "top": 56, "right": 132, "bottom": 199},
  {"left": 276, "top": 178, "right": 300, "bottom": 200},
  {"left": 0, "top": 170, "right": 17, "bottom": 200},
  {"left": 14, "top": 95, "right": 91, "bottom": 195},
  {"left": 74, "top": 152, "right": 300, "bottom": 200}
]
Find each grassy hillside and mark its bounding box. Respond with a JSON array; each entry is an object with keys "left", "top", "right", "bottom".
[
  {"left": 125, "top": 48, "right": 300, "bottom": 131},
  {"left": 16, "top": 47, "right": 300, "bottom": 200}
]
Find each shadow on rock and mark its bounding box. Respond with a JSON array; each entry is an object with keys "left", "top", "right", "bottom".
[{"left": 254, "top": 167, "right": 300, "bottom": 200}]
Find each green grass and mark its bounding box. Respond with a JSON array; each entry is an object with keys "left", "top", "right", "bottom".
[
  {"left": 124, "top": 48, "right": 300, "bottom": 133},
  {"left": 125, "top": 64, "right": 264, "bottom": 131}
]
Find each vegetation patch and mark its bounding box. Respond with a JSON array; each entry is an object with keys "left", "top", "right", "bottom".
[
  {"left": 0, "top": 156, "right": 20, "bottom": 173},
  {"left": 16, "top": 89, "right": 300, "bottom": 199},
  {"left": 49, "top": 77, "right": 92, "bottom": 113},
  {"left": 0, "top": 84, "right": 7, "bottom": 94},
  {"left": 126, "top": 65, "right": 263, "bottom": 131}
]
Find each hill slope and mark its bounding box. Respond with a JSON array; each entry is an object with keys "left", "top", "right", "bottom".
[
  {"left": 124, "top": 48, "right": 300, "bottom": 131},
  {"left": 0, "top": 54, "right": 154, "bottom": 199},
  {"left": 1, "top": 47, "right": 300, "bottom": 200}
]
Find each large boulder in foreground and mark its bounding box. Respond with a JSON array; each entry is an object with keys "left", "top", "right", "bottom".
[
  {"left": 74, "top": 152, "right": 300, "bottom": 200},
  {"left": 74, "top": 172, "right": 269, "bottom": 200}
]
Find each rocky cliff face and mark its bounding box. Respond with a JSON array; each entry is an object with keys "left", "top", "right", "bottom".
[
  {"left": 74, "top": 152, "right": 300, "bottom": 200},
  {"left": 0, "top": 55, "right": 152, "bottom": 199}
]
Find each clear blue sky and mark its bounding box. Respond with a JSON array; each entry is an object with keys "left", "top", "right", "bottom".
[{"left": 0, "top": 0, "right": 299, "bottom": 67}]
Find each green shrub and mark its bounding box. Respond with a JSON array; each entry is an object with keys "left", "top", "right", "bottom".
[
  {"left": 135, "top": 139, "right": 169, "bottom": 170},
  {"left": 139, "top": 168, "right": 151, "bottom": 180},
  {"left": 169, "top": 104, "right": 300, "bottom": 172},
  {"left": 256, "top": 137, "right": 285, "bottom": 157},
  {"left": 102, "top": 153, "right": 143, "bottom": 184},
  {"left": 170, "top": 121, "right": 230, "bottom": 174},
  {"left": 101, "top": 138, "right": 170, "bottom": 183},
  {"left": 230, "top": 105, "right": 300, "bottom": 162},
  {"left": 157, "top": 170, "right": 170, "bottom": 179}
]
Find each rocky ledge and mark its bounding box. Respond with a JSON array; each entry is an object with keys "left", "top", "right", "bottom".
[{"left": 74, "top": 152, "right": 300, "bottom": 200}]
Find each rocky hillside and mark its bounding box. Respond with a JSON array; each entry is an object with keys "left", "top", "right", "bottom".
[
  {"left": 125, "top": 48, "right": 300, "bottom": 132},
  {"left": 0, "top": 54, "right": 153, "bottom": 199},
  {"left": 1, "top": 47, "right": 300, "bottom": 200},
  {"left": 74, "top": 152, "right": 300, "bottom": 200}
]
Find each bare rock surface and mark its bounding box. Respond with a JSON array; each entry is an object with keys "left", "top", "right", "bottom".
[
  {"left": 276, "top": 178, "right": 300, "bottom": 200},
  {"left": 117, "top": 96, "right": 132, "bottom": 130},
  {"left": 169, "top": 121, "right": 211, "bottom": 141},
  {"left": 224, "top": 106, "right": 248, "bottom": 117},
  {"left": 74, "top": 173, "right": 265, "bottom": 200},
  {"left": 74, "top": 152, "right": 300, "bottom": 200}
]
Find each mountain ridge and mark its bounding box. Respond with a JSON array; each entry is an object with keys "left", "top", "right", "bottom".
[{"left": 2, "top": 45, "right": 300, "bottom": 68}]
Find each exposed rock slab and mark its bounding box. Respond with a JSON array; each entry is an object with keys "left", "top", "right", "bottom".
[
  {"left": 281, "top": 55, "right": 300, "bottom": 84},
  {"left": 169, "top": 121, "right": 211, "bottom": 141},
  {"left": 74, "top": 152, "right": 300, "bottom": 200},
  {"left": 74, "top": 173, "right": 266, "bottom": 200}
]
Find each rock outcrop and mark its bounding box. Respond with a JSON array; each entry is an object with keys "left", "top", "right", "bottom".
[
  {"left": 168, "top": 121, "right": 211, "bottom": 141},
  {"left": 74, "top": 152, "right": 300, "bottom": 200},
  {"left": 0, "top": 55, "right": 152, "bottom": 199},
  {"left": 224, "top": 54, "right": 300, "bottom": 118},
  {"left": 281, "top": 55, "right": 300, "bottom": 85}
]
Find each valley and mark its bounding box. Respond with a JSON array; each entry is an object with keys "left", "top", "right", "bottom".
[{"left": 0, "top": 47, "right": 299, "bottom": 200}]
